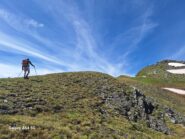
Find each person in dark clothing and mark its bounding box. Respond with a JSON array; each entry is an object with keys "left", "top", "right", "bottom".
[{"left": 22, "top": 58, "right": 35, "bottom": 79}]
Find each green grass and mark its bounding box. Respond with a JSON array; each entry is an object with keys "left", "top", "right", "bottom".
[
  {"left": 0, "top": 72, "right": 185, "bottom": 138},
  {"left": 118, "top": 60, "right": 185, "bottom": 115},
  {"left": 136, "top": 60, "right": 185, "bottom": 88},
  {"left": 118, "top": 76, "right": 185, "bottom": 114},
  {"left": 120, "top": 60, "right": 185, "bottom": 115}
]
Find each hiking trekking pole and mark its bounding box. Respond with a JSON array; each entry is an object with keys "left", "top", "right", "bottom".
[{"left": 34, "top": 67, "right": 37, "bottom": 76}]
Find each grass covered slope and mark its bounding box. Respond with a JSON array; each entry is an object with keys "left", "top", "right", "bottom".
[
  {"left": 118, "top": 60, "right": 185, "bottom": 115},
  {"left": 118, "top": 60, "right": 185, "bottom": 138},
  {"left": 136, "top": 60, "right": 185, "bottom": 88},
  {"left": 0, "top": 72, "right": 185, "bottom": 139}
]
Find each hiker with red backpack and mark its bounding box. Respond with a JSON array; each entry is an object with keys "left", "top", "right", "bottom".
[{"left": 22, "top": 58, "right": 35, "bottom": 79}]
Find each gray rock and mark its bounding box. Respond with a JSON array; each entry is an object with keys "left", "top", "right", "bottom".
[
  {"left": 165, "top": 108, "right": 185, "bottom": 125},
  {"left": 104, "top": 88, "right": 171, "bottom": 134},
  {"left": 147, "top": 116, "right": 170, "bottom": 134}
]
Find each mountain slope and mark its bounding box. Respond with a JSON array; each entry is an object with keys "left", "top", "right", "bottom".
[
  {"left": 119, "top": 60, "right": 185, "bottom": 113},
  {"left": 136, "top": 60, "right": 185, "bottom": 88},
  {"left": 118, "top": 60, "right": 185, "bottom": 138},
  {"left": 0, "top": 72, "right": 185, "bottom": 138}
]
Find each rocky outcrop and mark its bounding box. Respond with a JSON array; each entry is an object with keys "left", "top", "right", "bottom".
[
  {"left": 165, "top": 108, "right": 185, "bottom": 125},
  {"left": 101, "top": 88, "right": 170, "bottom": 134}
]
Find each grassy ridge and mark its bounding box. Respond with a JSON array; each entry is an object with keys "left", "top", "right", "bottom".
[
  {"left": 117, "top": 76, "right": 185, "bottom": 115},
  {"left": 117, "top": 60, "right": 185, "bottom": 138},
  {"left": 136, "top": 60, "right": 185, "bottom": 88},
  {"left": 118, "top": 60, "right": 185, "bottom": 115},
  {"left": 0, "top": 72, "right": 185, "bottom": 138}
]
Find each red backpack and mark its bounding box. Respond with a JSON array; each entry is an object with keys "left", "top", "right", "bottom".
[{"left": 22, "top": 59, "right": 29, "bottom": 67}]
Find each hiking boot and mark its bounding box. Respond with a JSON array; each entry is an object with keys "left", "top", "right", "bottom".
[{"left": 24, "top": 76, "right": 29, "bottom": 79}]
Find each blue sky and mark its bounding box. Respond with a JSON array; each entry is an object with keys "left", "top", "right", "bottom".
[{"left": 0, "top": 0, "right": 185, "bottom": 77}]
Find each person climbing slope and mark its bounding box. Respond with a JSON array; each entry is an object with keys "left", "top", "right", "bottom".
[{"left": 22, "top": 58, "right": 35, "bottom": 79}]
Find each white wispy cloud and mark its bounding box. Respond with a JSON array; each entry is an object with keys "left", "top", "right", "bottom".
[
  {"left": 24, "top": 19, "right": 44, "bottom": 28},
  {"left": 43, "top": 1, "right": 124, "bottom": 76},
  {"left": 0, "top": 1, "right": 158, "bottom": 77},
  {"left": 171, "top": 46, "right": 185, "bottom": 59},
  {"left": 73, "top": 19, "right": 123, "bottom": 75},
  {"left": 0, "top": 8, "right": 62, "bottom": 51},
  {"left": 34, "top": 1, "right": 157, "bottom": 75},
  {"left": 138, "top": 7, "right": 158, "bottom": 41},
  {"left": 0, "top": 31, "right": 75, "bottom": 69},
  {"left": 0, "top": 7, "right": 79, "bottom": 70},
  {"left": 110, "top": 7, "right": 158, "bottom": 61},
  {"left": 0, "top": 1, "right": 133, "bottom": 76},
  {"left": 0, "top": 8, "right": 44, "bottom": 30}
]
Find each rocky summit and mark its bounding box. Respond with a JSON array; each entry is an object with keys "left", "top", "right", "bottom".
[{"left": 0, "top": 71, "right": 185, "bottom": 139}]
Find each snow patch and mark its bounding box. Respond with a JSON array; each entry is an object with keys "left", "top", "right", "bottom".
[
  {"left": 168, "top": 62, "right": 185, "bottom": 67},
  {"left": 163, "top": 88, "right": 185, "bottom": 95},
  {"left": 167, "top": 69, "right": 185, "bottom": 74}
]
